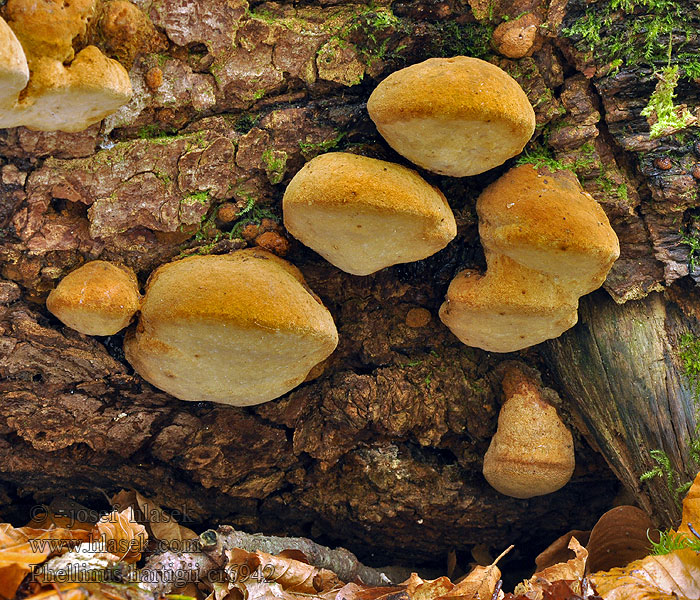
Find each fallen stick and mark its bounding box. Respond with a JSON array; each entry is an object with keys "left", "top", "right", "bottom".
[{"left": 140, "top": 525, "right": 392, "bottom": 594}]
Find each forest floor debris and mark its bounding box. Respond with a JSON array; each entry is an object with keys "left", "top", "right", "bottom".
[{"left": 3, "top": 472, "right": 700, "bottom": 600}]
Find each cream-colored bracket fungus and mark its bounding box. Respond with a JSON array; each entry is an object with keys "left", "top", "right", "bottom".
[
  {"left": 0, "top": 16, "right": 29, "bottom": 111},
  {"left": 0, "top": 0, "right": 132, "bottom": 132},
  {"left": 124, "top": 249, "right": 339, "bottom": 406},
  {"left": 483, "top": 365, "right": 575, "bottom": 498},
  {"left": 283, "top": 152, "right": 457, "bottom": 276},
  {"left": 367, "top": 56, "right": 536, "bottom": 177},
  {"left": 439, "top": 164, "right": 619, "bottom": 352},
  {"left": 46, "top": 261, "right": 141, "bottom": 336}
]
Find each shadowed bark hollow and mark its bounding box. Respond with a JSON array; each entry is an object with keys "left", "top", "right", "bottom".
[{"left": 1, "top": 0, "right": 700, "bottom": 572}]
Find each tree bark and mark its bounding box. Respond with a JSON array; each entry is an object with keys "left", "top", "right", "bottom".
[{"left": 1, "top": 0, "right": 699, "bottom": 572}]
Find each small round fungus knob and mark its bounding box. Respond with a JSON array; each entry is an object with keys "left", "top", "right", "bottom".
[{"left": 46, "top": 261, "right": 141, "bottom": 336}]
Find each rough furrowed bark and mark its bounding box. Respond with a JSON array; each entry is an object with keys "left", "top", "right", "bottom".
[{"left": 0, "top": 0, "right": 698, "bottom": 571}]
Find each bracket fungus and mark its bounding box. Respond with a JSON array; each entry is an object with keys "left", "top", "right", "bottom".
[
  {"left": 46, "top": 261, "right": 141, "bottom": 336},
  {"left": 283, "top": 152, "right": 457, "bottom": 276},
  {"left": 482, "top": 365, "right": 575, "bottom": 499},
  {"left": 367, "top": 56, "right": 535, "bottom": 177},
  {"left": 439, "top": 164, "right": 620, "bottom": 352},
  {"left": 0, "top": 16, "right": 29, "bottom": 110},
  {"left": 123, "top": 249, "right": 339, "bottom": 406},
  {"left": 0, "top": 0, "right": 132, "bottom": 132}
]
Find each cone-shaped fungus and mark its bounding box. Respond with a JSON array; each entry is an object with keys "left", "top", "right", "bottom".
[
  {"left": 124, "top": 249, "right": 339, "bottom": 406},
  {"left": 439, "top": 164, "right": 619, "bottom": 352},
  {"left": 46, "top": 261, "right": 141, "bottom": 336},
  {"left": 0, "top": 1, "right": 132, "bottom": 132},
  {"left": 483, "top": 365, "right": 575, "bottom": 498},
  {"left": 283, "top": 152, "right": 457, "bottom": 276},
  {"left": 367, "top": 56, "right": 535, "bottom": 177}
]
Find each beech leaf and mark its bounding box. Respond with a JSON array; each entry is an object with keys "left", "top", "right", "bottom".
[
  {"left": 91, "top": 507, "right": 147, "bottom": 563},
  {"left": 226, "top": 548, "right": 341, "bottom": 594},
  {"left": 0, "top": 525, "right": 90, "bottom": 599},
  {"left": 678, "top": 470, "right": 700, "bottom": 538},
  {"left": 438, "top": 546, "right": 512, "bottom": 600},
  {"left": 589, "top": 548, "right": 700, "bottom": 599},
  {"left": 514, "top": 538, "right": 587, "bottom": 600},
  {"left": 111, "top": 490, "right": 198, "bottom": 544}
]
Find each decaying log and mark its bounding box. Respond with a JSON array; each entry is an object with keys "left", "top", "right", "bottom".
[{"left": 547, "top": 289, "right": 699, "bottom": 525}]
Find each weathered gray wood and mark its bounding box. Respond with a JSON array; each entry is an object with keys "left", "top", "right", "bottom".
[{"left": 546, "top": 290, "right": 699, "bottom": 525}]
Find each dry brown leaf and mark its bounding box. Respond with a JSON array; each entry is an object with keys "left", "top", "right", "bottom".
[
  {"left": 534, "top": 531, "right": 590, "bottom": 571},
  {"left": 91, "top": 507, "right": 147, "bottom": 563},
  {"left": 0, "top": 525, "right": 90, "bottom": 599},
  {"left": 589, "top": 548, "right": 700, "bottom": 599},
  {"left": 678, "top": 470, "right": 700, "bottom": 537},
  {"left": 585, "top": 506, "right": 653, "bottom": 574},
  {"left": 408, "top": 577, "right": 455, "bottom": 600},
  {"left": 111, "top": 489, "right": 197, "bottom": 543},
  {"left": 22, "top": 581, "right": 157, "bottom": 600},
  {"left": 442, "top": 566, "right": 500, "bottom": 600},
  {"left": 227, "top": 547, "right": 341, "bottom": 594},
  {"left": 238, "top": 581, "right": 303, "bottom": 600},
  {"left": 350, "top": 583, "right": 408, "bottom": 600},
  {"left": 532, "top": 538, "right": 586, "bottom": 587},
  {"left": 515, "top": 538, "right": 587, "bottom": 600},
  {"left": 320, "top": 583, "right": 367, "bottom": 600},
  {"left": 206, "top": 581, "right": 242, "bottom": 600},
  {"left": 437, "top": 546, "right": 512, "bottom": 600}
]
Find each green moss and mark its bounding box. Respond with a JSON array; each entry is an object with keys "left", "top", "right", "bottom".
[
  {"left": 680, "top": 333, "right": 700, "bottom": 401},
  {"left": 245, "top": 6, "right": 278, "bottom": 23},
  {"left": 329, "top": 6, "right": 407, "bottom": 68},
  {"left": 298, "top": 132, "right": 345, "bottom": 158},
  {"left": 229, "top": 193, "right": 279, "bottom": 239},
  {"left": 234, "top": 113, "right": 261, "bottom": 134},
  {"left": 562, "top": 0, "right": 694, "bottom": 69},
  {"left": 153, "top": 169, "right": 172, "bottom": 185},
  {"left": 650, "top": 529, "right": 700, "bottom": 555},
  {"left": 562, "top": 10, "right": 602, "bottom": 52},
  {"left": 516, "top": 146, "right": 566, "bottom": 171},
  {"left": 137, "top": 124, "right": 176, "bottom": 139},
  {"left": 430, "top": 20, "right": 494, "bottom": 60},
  {"left": 262, "top": 148, "right": 288, "bottom": 185},
  {"left": 182, "top": 190, "right": 211, "bottom": 205},
  {"left": 252, "top": 89, "right": 266, "bottom": 101},
  {"left": 516, "top": 143, "right": 596, "bottom": 176},
  {"left": 640, "top": 448, "right": 694, "bottom": 506},
  {"left": 641, "top": 65, "right": 695, "bottom": 139},
  {"left": 683, "top": 60, "right": 700, "bottom": 81},
  {"left": 616, "top": 183, "right": 629, "bottom": 201}
]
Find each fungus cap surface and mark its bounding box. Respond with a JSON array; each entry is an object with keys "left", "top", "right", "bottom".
[
  {"left": 283, "top": 152, "right": 457, "bottom": 276},
  {"left": 439, "top": 165, "right": 619, "bottom": 352},
  {"left": 0, "top": 17, "right": 29, "bottom": 109},
  {"left": 482, "top": 366, "right": 575, "bottom": 499},
  {"left": 0, "top": 0, "right": 132, "bottom": 132},
  {"left": 123, "top": 249, "right": 339, "bottom": 406},
  {"left": 46, "top": 260, "right": 141, "bottom": 336},
  {"left": 439, "top": 256, "right": 579, "bottom": 353},
  {"left": 367, "top": 56, "right": 536, "bottom": 177},
  {"left": 478, "top": 165, "right": 620, "bottom": 295}
]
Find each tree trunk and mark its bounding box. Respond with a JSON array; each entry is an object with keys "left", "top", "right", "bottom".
[{"left": 1, "top": 0, "right": 699, "bottom": 572}]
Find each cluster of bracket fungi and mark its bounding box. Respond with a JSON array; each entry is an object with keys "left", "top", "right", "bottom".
[{"left": 42, "top": 55, "right": 620, "bottom": 499}]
